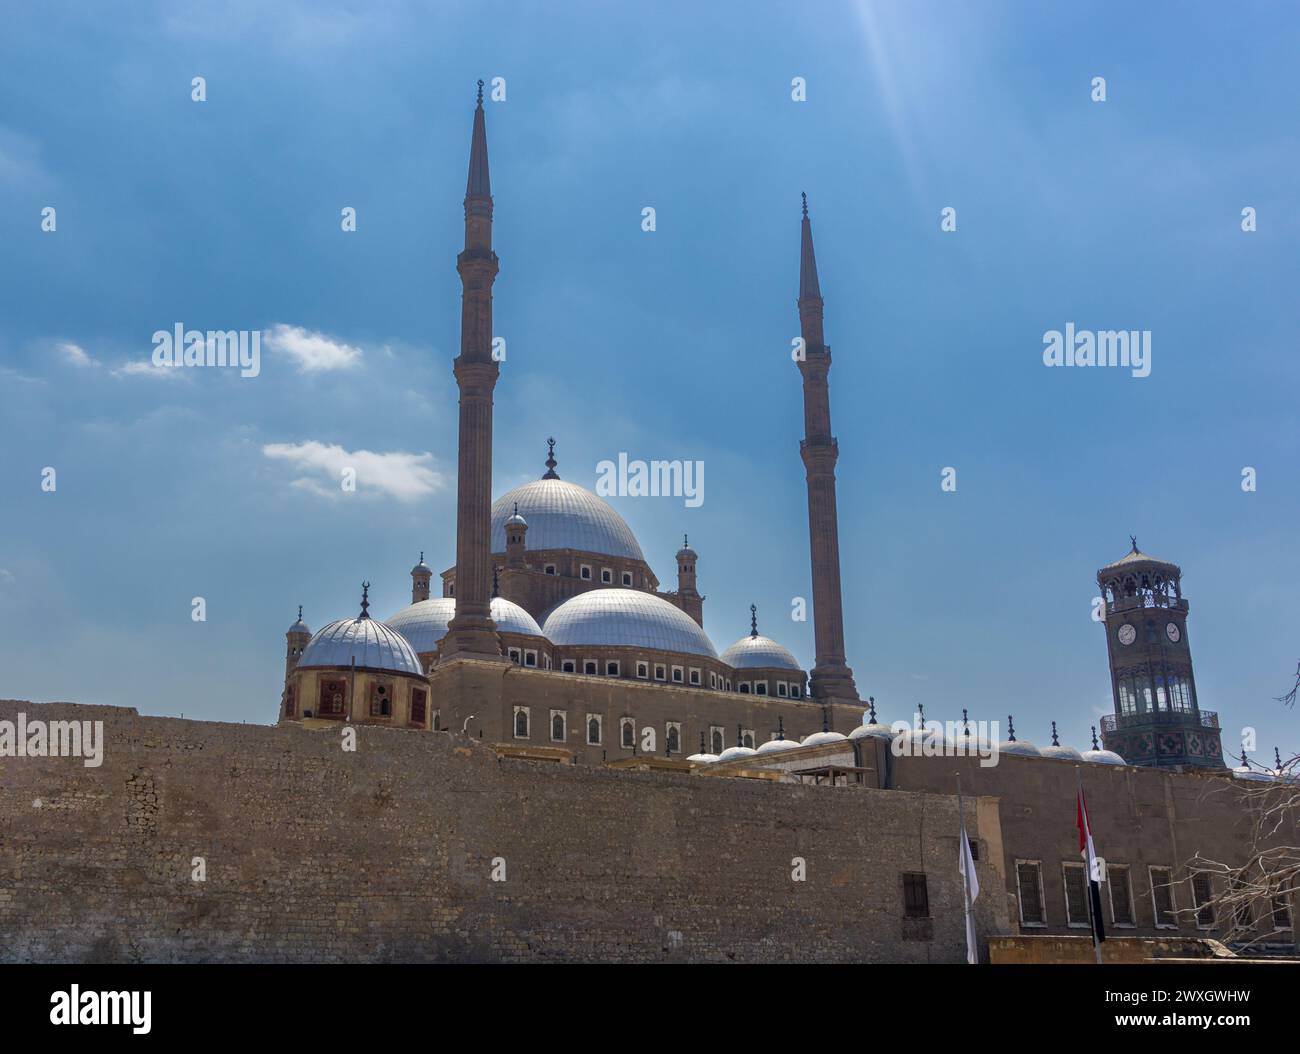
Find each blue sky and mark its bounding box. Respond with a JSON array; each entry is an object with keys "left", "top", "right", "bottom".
[{"left": 1, "top": 1, "right": 1296, "bottom": 759}]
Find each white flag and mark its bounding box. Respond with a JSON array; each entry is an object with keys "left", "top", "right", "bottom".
[{"left": 958, "top": 822, "right": 980, "bottom": 964}]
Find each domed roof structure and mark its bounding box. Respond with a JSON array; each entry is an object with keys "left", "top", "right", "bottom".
[
  {"left": 717, "top": 744, "right": 758, "bottom": 762},
  {"left": 1080, "top": 726, "right": 1126, "bottom": 765},
  {"left": 848, "top": 701, "right": 893, "bottom": 741},
  {"left": 801, "top": 707, "right": 848, "bottom": 748},
  {"left": 1040, "top": 721, "right": 1083, "bottom": 761},
  {"left": 997, "top": 715, "right": 1042, "bottom": 757},
  {"left": 410, "top": 552, "right": 431, "bottom": 575},
  {"left": 287, "top": 606, "right": 311, "bottom": 636},
  {"left": 1232, "top": 750, "right": 1278, "bottom": 782},
  {"left": 386, "top": 596, "right": 545, "bottom": 654},
  {"left": 720, "top": 634, "right": 800, "bottom": 670},
  {"left": 299, "top": 585, "right": 423, "bottom": 676},
  {"left": 756, "top": 718, "right": 802, "bottom": 754},
  {"left": 491, "top": 477, "right": 644, "bottom": 561},
  {"left": 685, "top": 731, "right": 719, "bottom": 764},
  {"left": 542, "top": 588, "right": 717, "bottom": 658}
]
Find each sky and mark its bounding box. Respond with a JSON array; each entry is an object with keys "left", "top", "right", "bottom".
[{"left": 1, "top": 0, "right": 1296, "bottom": 760}]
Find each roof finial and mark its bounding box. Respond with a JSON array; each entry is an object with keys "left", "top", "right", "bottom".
[
  {"left": 1091, "top": 725, "right": 1100, "bottom": 750},
  {"left": 683, "top": 533, "right": 689, "bottom": 549},
  {"left": 801, "top": 191, "right": 808, "bottom": 218},
  {"left": 962, "top": 707, "right": 971, "bottom": 737},
  {"left": 1051, "top": 720, "right": 1060, "bottom": 746},
  {"left": 359, "top": 581, "right": 371, "bottom": 619},
  {"left": 737, "top": 723, "right": 744, "bottom": 748},
  {"left": 1007, "top": 714, "right": 1016, "bottom": 742},
  {"left": 822, "top": 706, "right": 830, "bottom": 733},
  {"left": 513, "top": 502, "right": 519, "bottom": 517},
  {"left": 749, "top": 603, "right": 758, "bottom": 638},
  {"left": 1276, "top": 747, "right": 1284, "bottom": 770},
  {"left": 543, "top": 436, "right": 559, "bottom": 479},
  {"left": 419, "top": 550, "right": 424, "bottom": 564},
  {"left": 1130, "top": 534, "right": 1139, "bottom": 552},
  {"left": 476, "top": 79, "right": 484, "bottom": 106},
  {"left": 868, "top": 696, "right": 877, "bottom": 722},
  {"left": 917, "top": 702, "right": 925, "bottom": 728},
  {"left": 700, "top": 731, "right": 707, "bottom": 754},
  {"left": 297, "top": 604, "right": 303, "bottom": 621},
  {"left": 778, "top": 715, "right": 787, "bottom": 741},
  {"left": 492, "top": 565, "right": 500, "bottom": 598}
]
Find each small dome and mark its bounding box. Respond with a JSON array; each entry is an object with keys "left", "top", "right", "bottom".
[
  {"left": 894, "top": 725, "right": 949, "bottom": 751},
  {"left": 505, "top": 512, "right": 527, "bottom": 527},
  {"left": 386, "top": 597, "right": 545, "bottom": 654},
  {"left": 411, "top": 556, "right": 431, "bottom": 575},
  {"left": 756, "top": 736, "right": 803, "bottom": 754},
  {"left": 849, "top": 722, "right": 894, "bottom": 741},
  {"left": 542, "top": 588, "right": 717, "bottom": 658},
  {"left": 1081, "top": 748, "right": 1126, "bottom": 766},
  {"left": 720, "top": 634, "right": 801, "bottom": 671},
  {"left": 998, "top": 739, "right": 1043, "bottom": 758},
  {"left": 686, "top": 751, "right": 719, "bottom": 764},
  {"left": 492, "top": 478, "right": 644, "bottom": 561},
  {"left": 1233, "top": 765, "right": 1277, "bottom": 782},
  {"left": 802, "top": 730, "right": 849, "bottom": 747},
  {"left": 287, "top": 612, "right": 311, "bottom": 636},
  {"left": 717, "top": 744, "right": 757, "bottom": 762},
  {"left": 299, "top": 615, "right": 423, "bottom": 676},
  {"left": 1042, "top": 743, "right": 1084, "bottom": 761}
]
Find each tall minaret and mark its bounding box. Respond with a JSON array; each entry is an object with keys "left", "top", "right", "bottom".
[
  {"left": 796, "top": 193, "right": 858, "bottom": 705},
  {"left": 440, "top": 81, "right": 504, "bottom": 661}
]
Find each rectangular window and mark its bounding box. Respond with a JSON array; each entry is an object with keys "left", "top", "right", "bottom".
[
  {"left": 507, "top": 648, "right": 521, "bottom": 665},
  {"left": 601, "top": 568, "right": 613, "bottom": 583},
  {"left": 1150, "top": 867, "right": 1177, "bottom": 928},
  {"left": 561, "top": 659, "right": 576, "bottom": 673},
  {"left": 621, "top": 571, "right": 633, "bottom": 586},
  {"left": 550, "top": 710, "right": 566, "bottom": 743},
  {"left": 319, "top": 679, "right": 347, "bottom": 718},
  {"left": 636, "top": 661, "right": 649, "bottom": 679},
  {"left": 605, "top": 660, "right": 620, "bottom": 677},
  {"left": 1272, "top": 895, "right": 1293, "bottom": 931},
  {"left": 580, "top": 565, "right": 592, "bottom": 580},
  {"left": 523, "top": 650, "right": 537, "bottom": 667},
  {"left": 1063, "top": 863, "right": 1089, "bottom": 927},
  {"left": 776, "top": 682, "right": 787, "bottom": 697},
  {"left": 583, "top": 660, "right": 597, "bottom": 675},
  {"left": 654, "top": 664, "right": 666, "bottom": 681},
  {"left": 688, "top": 668, "right": 700, "bottom": 686},
  {"left": 790, "top": 684, "right": 800, "bottom": 699},
  {"left": 1193, "top": 873, "right": 1215, "bottom": 928},
  {"left": 739, "top": 682, "right": 751, "bottom": 694},
  {"left": 1015, "top": 861, "right": 1045, "bottom": 926},
  {"left": 1109, "top": 864, "right": 1134, "bottom": 927},
  {"left": 410, "top": 688, "right": 427, "bottom": 726},
  {"left": 902, "top": 873, "right": 930, "bottom": 919},
  {"left": 755, "top": 681, "right": 767, "bottom": 696},
  {"left": 671, "top": 666, "right": 684, "bottom": 683}
]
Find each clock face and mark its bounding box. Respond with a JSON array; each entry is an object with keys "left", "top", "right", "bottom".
[
  {"left": 1118, "top": 624, "right": 1137, "bottom": 646},
  {"left": 1166, "top": 622, "right": 1181, "bottom": 643}
]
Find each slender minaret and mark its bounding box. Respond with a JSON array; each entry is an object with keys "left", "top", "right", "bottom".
[
  {"left": 441, "top": 81, "right": 504, "bottom": 661},
  {"left": 796, "top": 193, "right": 858, "bottom": 705}
]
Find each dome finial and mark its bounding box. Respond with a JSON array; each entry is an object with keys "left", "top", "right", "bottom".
[
  {"left": 1276, "top": 746, "right": 1284, "bottom": 770},
  {"left": 749, "top": 603, "right": 758, "bottom": 638},
  {"left": 297, "top": 604, "right": 303, "bottom": 621},
  {"left": 1091, "top": 725, "right": 1100, "bottom": 750},
  {"left": 777, "top": 715, "right": 787, "bottom": 741},
  {"left": 1007, "top": 714, "right": 1016, "bottom": 742},
  {"left": 513, "top": 502, "right": 519, "bottom": 516},
  {"left": 492, "top": 565, "right": 500, "bottom": 599},
  {"left": 543, "top": 437, "right": 560, "bottom": 479},
  {"left": 917, "top": 702, "right": 925, "bottom": 728},
  {"left": 1051, "top": 720, "right": 1060, "bottom": 746},
  {"left": 962, "top": 707, "right": 970, "bottom": 737},
  {"left": 700, "top": 731, "right": 707, "bottom": 754},
  {"left": 736, "top": 723, "right": 744, "bottom": 748},
  {"left": 419, "top": 550, "right": 424, "bottom": 563},
  {"left": 359, "top": 581, "right": 371, "bottom": 619},
  {"left": 683, "top": 533, "right": 689, "bottom": 549},
  {"left": 868, "top": 696, "right": 877, "bottom": 722},
  {"left": 1130, "top": 534, "right": 1139, "bottom": 552},
  {"left": 822, "top": 706, "right": 830, "bottom": 733},
  {"left": 476, "top": 79, "right": 484, "bottom": 106},
  {"left": 801, "top": 191, "right": 808, "bottom": 218}
]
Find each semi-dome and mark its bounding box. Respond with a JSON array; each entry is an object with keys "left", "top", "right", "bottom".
[
  {"left": 720, "top": 634, "right": 801, "bottom": 671},
  {"left": 491, "top": 478, "right": 644, "bottom": 561},
  {"left": 542, "top": 588, "right": 717, "bottom": 658},
  {"left": 386, "top": 597, "right": 545, "bottom": 654},
  {"left": 299, "top": 614, "right": 423, "bottom": 676}
]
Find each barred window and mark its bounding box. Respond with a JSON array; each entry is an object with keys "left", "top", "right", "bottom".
[
  {"left": 1272, "top": 896, "right": 1293, "bottom": 931},
  {"left": 902, "top": 873, "right": 929, "bottom": 919},
  {"left": 1109, "top": 864, "right": 1134, "bottom": 926},
  {"left": 1150, "top": 867, "right": 1177, "bottom": 928},
  {"left": 1016, "top": 861, "right": 1045, "bottom": 926},
  {"left": 1063, "top": 863, "right": 1089, "bottom": 927},
  {"left": 1193, "top": 873, "right": 1215, "bottom": 928}
]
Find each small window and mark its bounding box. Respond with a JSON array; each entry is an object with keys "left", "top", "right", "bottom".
[
  {"left": 688, "top": 668, "right": 700, "bottom": 686},
  {"left": 620, "top": 717, "right": 635, "bottom": 748},
  {"left": 710, "top": 727, "right": 724, "bottom": 754},
  {"left": 1193, "top": 873, "right": 1215, "bottom": 929},
  {"left": 584, "top": 660, "right": 597, "bottom": 675},
  {"left": 513, "top": 707, "right": 530, "bottom": 739},
  {"left": 587, "top": 715, "right": 602, "bottom": 745},
  {"left": 1063, "top": 863, "right": 1089, "bottom": 928},
  {"left": 507, "top": 648, "right": 521, "bottom": 665},
  {"left": 580, "top": 565, "right": 592, "bottom": 580},
  {"left": 739, "top": 682, "right": 751, "bottom": 695},
  {"left": 709, "top": 671, "right": 717, "bottom": 689},
  {"left": 1272, "top": 895, "right": 1293, "bottom": 931},
  {"left": 790, "top": 684, "right": 801, "bottom": 699},
  {"left": 544, "top": 564, "right": 557, "bottom": 576},
  {"left": 755, "top": 681, "right": 767, "bottom": 696},
  {"left": 902, "top": 873, "right": 930, "bottom": 919},
  {"left": 1016, "top": 861, "right": 1045, "bottom": 926},
  {"left": 1150, "top": 866, "right": 1177, "bottom": 929},
  {"left": 621, "top": 571, "right": 633, "bottom": 586},
  {"left": 671, "top": 666, "right": 684, "bottom": 683},
  {"left": 410, "top": 688, "right": 427, "bottom": 726},
  {"left": 605, "top": 660, "right": 620, "bottom": 677},
  {"left": 654, "top": 664, "right": 666, "bottom": 681},
  {"left": 448, "top": 583, "right": 455, "bottom": 596},
  {"left": 523, "top": 650, "right": 538, "bottom": 667},
  {"left": 433, "top": 709, "right": 441, "bottom": 731},
  {"left": 666, "top": 722, "right": 681, "bottom": 754},
  {"left": 561, "top": 659, "right": 576, "bottom": 673},
  {"left": 777, "top": 682, "right": 788, "bottom": 697},
  {"left": 742, "top": 730, "right": 754, "bottom": 749},
  {"left": 550, "top": 710, "right": 566, "bottom": 743},
  {"left": 369, "top": 683, "right": 392, "bottom": 718},
  {"left": 601, "top": 568, "right": 613, "bottom": 584},
  {"left": 636, "top": 662, "right": 649, "bottom": 679},
  {"left": 725, "top": 679, "right": 732, "bottom": 691},
  {"left": 1109, "top": 864, "right": 1134, "bottom": 927}
]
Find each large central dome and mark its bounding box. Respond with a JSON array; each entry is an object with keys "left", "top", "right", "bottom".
[{"left": 491, "top": 479, "right": 644, "bottom": 561}]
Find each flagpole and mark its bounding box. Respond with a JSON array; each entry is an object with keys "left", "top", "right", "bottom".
[
  {"left": 957, "top": 772, "right": 976, "bottom": 964},
  {"left": 1077, "top": 766, "right": 1103, "bottom": 965}
]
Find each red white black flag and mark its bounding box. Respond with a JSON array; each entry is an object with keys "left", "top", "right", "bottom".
[{"left": 1076, "top": 789, "right": 1106, "bottom": 944}]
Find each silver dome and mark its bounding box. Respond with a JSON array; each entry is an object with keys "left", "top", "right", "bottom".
[
  {"left": 998, "top": 739, "right": 1043, "bottom": 757},
  {"left": 686, "top": 751, "right": 719, "bottom": 764},
  {"left": 717, "top": 745, "right": 757, "bottom": 762},
  {"left": 491, "top": 479, "right": 644, "bottom": 561},
  {"left": 386, "top": 597, "right": 545, "bottom": 654},
  {"left": 755, "top": 736, "right": 803, "bottom": 754},
  {"left": 542, "top": 588, "right": 718, "bottom": 658},
  {"left": 1081, "top": 749, "right": 1126, "bottom": 766},
  {"left": 720, "top": 634, "right": 801, "bottom": 670},
  {"left": 298, "top": 616, "right": 423, "bottom": 676},
  {"left": 802, "top": 730, "right": 849, "bottom": 747},
  {"left": 287, "top": 617, "right": 311, "bottom": 636},
  {"left": 1042, "top": 744, "right": 1084, "bottom": 761},
  {"left": 849, "top": 722, "right": 894, "bottom": 741},
  {"left": 1232, "top": 766, "right": 1277, "bottom": 782}
]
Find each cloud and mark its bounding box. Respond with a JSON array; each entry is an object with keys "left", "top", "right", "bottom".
[
  {"left": 264, "top": 324, "right": 363, "bottom": 373},
  {"left": 111, "top": 360, "right": 187, "bottom": 380},
  {"left": 55, "top": 342, "right": 99, "bottom": 368},
  {"left": 262, "top": 440, "right": 443, "bottom": 502},
  {"left": 0, "top": 568, "right": 13, "bottom": 585}
]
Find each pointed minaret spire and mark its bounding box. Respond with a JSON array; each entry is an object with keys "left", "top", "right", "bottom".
[
  {"left": 297, "top": 605, "right": 303, "bottom": 622},
  {"left": 795, "top": 194, "right": 857, "bottom": 707},
  {"left": 1091, "top": 726, "right": 1100, "bottom": 750},
  {"left": 441, "top": 84, "right": 504, "bottom": 662},
  {"left": 750, "top": 603, "right": 758, "bottom": 638},
  {"left": 543, "top": 437, "right": 560, "bottom": 479},
  {"left": 1051, "top": 720, "right": 1061, "bottom": 746},
  {"left": 359, "top": 581, "right": 371, "bottom": 619}
]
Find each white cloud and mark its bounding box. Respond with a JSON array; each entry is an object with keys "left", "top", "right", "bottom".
[
  {"left": 56, "top": 342, "right": 98, "bottom": 368},
  {"left": 0, "top": 568, "right": 13, "bottom": 585},
  {"left": 262, "top": 440, "right": 443, "bottom": 502},
  {"left": 264, "top": 324, "right": 363, "bottom": 373},
  {"left": 111, "top": 360, "right": 187, "bottom": 380}
]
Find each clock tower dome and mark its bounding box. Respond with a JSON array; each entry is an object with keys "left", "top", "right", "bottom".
[{"left": 1096, "top": 539, "right": 1224, "bottom": 769}]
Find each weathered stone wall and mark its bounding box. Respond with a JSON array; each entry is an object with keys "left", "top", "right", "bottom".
[{"left": 0, "top": 700, "right": 1007, "bottom": 963}]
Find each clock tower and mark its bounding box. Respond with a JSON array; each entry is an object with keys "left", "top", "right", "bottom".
[{"left": 1096, "top": 539, "right": 1224, "bottom": 769}]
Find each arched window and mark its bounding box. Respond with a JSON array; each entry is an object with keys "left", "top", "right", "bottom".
[
  {"left": 514, "top": 708, "right": 529, "bottom": 738},
  {"left": 588, "top": 716, "right": 601, "bottom": 744},
  {"left": 622, "top": 720, "right": 634, "bottom": 747},
  {"left": 552, "top": 713, "right": 565, "bottom": 742},
  {"left": 711, "top": 729, "right": 723, "bottom": 754},
  {"left": 667, "top": 725, "right": 680, "bottom": 754},
  {"left": 742, "top": 731, "right": 754, "bottom": 749}
]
